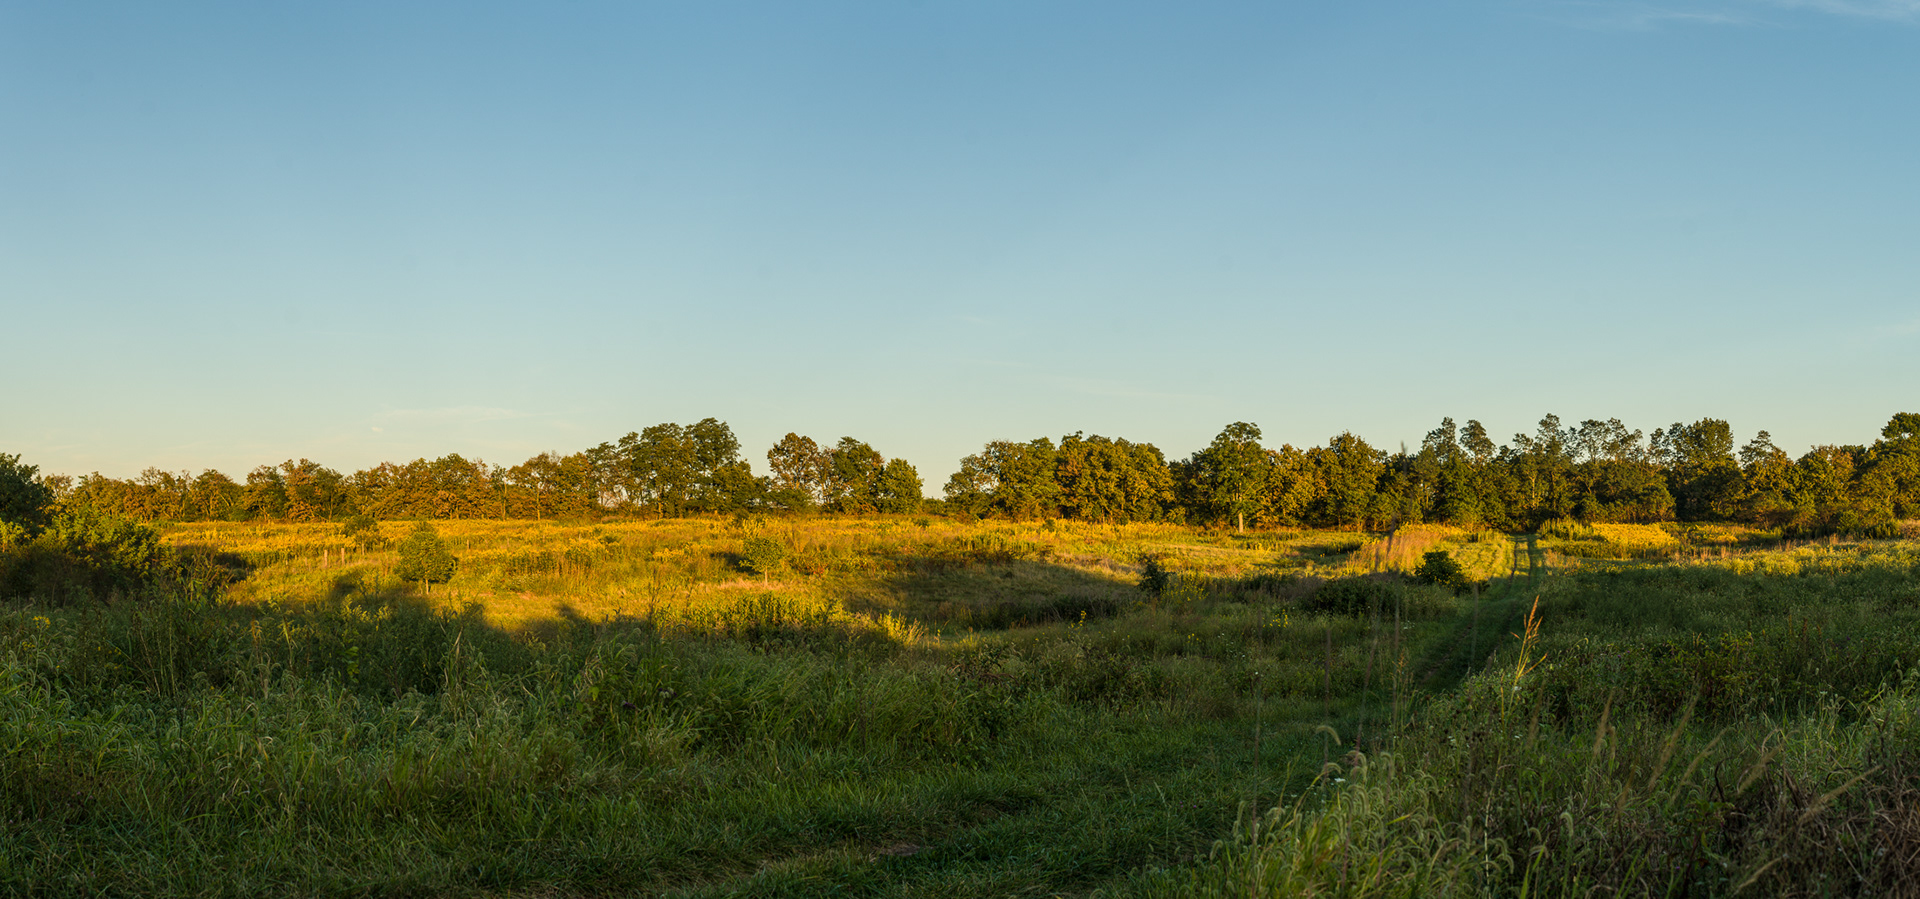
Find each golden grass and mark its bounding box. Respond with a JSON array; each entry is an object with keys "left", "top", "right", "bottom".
[
  {"left": 157, "top": 516, "right": 1296, "bottom": 633},
  {"left": 1588, "top": 522, "right": 1680, "bottom": 553}
]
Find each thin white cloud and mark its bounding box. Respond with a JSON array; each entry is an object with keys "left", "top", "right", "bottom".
[
  {"left": 1881, "top": 316, "right": 1920, "bottom": 335},
  {"left": 1538, "top": 2, "right": 1764, "bottom": 29},
  {"left": 1761, "top": 0, "right": 1920, "bottom": 19},
  {"left": 1537, "top": 0, "right": 1920, "bottom": 28}
]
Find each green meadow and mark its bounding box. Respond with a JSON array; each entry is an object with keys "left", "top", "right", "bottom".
[{"left": 3, "top": 516, "right": 1918, "bottom": 896}]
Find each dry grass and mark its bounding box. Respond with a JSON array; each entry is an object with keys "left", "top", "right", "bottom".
[
  {"left": 157, "top": 516, "right": 1303, "bottom": 633},
  {"left": 1588, "top": 522, "right": 1680, "bottom": 553}
]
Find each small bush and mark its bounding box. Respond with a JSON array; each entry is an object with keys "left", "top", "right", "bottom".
[
  {"left": 739, "top": 536, "right": 788, "bottom": 576},
  {"left": 1302, "top": 576, "right": 1395, "bottom": 617},
  {"left": 1, "top": 505, "right": 163, "bottom": 601},
  {"left": 1137, "top": 554, "right": 1171, "bottom": 597},
  {"left": 395, "top": 522, "right": 458, "bottom": 585},
  {"left": 1412, "top": 550, "right": 1467, "bottom": 590}
]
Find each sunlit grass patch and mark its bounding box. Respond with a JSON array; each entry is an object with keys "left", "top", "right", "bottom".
[{"left": 1588, "top": 522, "right": 1679, "bottom": 553}]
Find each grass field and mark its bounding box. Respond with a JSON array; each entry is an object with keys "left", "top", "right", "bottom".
[{"left": 4, "top": 516, "right": 1918, "bottom": 895}]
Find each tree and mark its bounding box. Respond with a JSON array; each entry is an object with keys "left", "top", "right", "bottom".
[
  {"left": 1308, "top": 432, "right": 1384, "bottom": 530},
  {"left": 824, "top": 438, "right": 886, "bottom": 513},
  {"left": 395, "top": 522, "right": 458, "bottom": 589},
  {"left": 942, "top": 453, "right": 998, "bottom": 517},
  {"left": 1654, "top": 418, "right": 1740, "bottom": 521},
  {"left": 1188, "top": 423, "right": 1271, "bottom": 532},
  {"left": 1258, "top": 444, "right": 1318, "bottom": 527},
  {"left": 188, "top": 470, "right": 244, "bottom": 521},
  {"left": 1413, "top": 550, "right": 1467, "bottom": 590},
  {"left": 1738, "top": 431, "right": 1796, "bottom": 527},
  {"left": 244, "top": 465, "right": 288, "bottom": 520},
  {"left": 1056, "top": 433, "right": 1173, "bottom": 524},
  {"left": 615, "top": 419, "right": 753, "bottom": 516},
  {"left": 874, "top": 458, "right": 924, "bottom": 513},
  {"left": 1510, "top": 415, "right": 1576, "bottom": 524},
  {"left": 1565, "top": 419, "right": 1669, "bottom": 523},
  {"left": 944, "top": 439, "right": 1063, "bottom": 520},
  {"left": 506, "top": 452, "right": 596, "bottom": 519},
  {"left": 766, "top": 433, "right": 830, "bottom": 510},
  {"left": 984, "top": 439, "right": 1062, "bottom": 519},
  {"left": 1860, "top": 413, "right": 1920, "bottom": 519},
  {"left": 278, "top": 459, "right": 347, "bottom": 522},
  {"left": 1421, "top": 418, "right": 1488, "bottom": 526},
  {"left": 0, "top": 453, "right": 54, "bottom": 538},
  {"left": 619, "top": 424, "right": 698, "bottom": 516}
]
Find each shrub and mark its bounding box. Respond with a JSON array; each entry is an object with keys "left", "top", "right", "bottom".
[
  {"left": 1412, "top": 550, "right": 1467, "bottom": 590},
  {"left": 1302, "top": 576, "right": 1395, "bottom": 617},
  {"left": 0, "top": 505, "right": 164, "bottom": 600},
  {"left": 1137, "top": 553, "right": 1171, "bottom": 597},
  {"left": 395, "top": 522, "right": 458, "bottom": 586},
  {"left": 739, "top": 536, "right": 788, "bottom": 576}
]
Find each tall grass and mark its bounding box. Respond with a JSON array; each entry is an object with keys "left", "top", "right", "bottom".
[
  {"left": 10, "top": 516, "right": 1916, "bottom": 895},
  {"left": 3, "top": 515, "right": 1488, "bottom": 896},
  {"left": 1125, "top": 539, "right": 1920, "bottom": 898}
]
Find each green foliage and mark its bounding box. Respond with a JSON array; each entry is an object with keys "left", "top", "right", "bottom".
[
  {"left": 0, "top": 453, "right": 53, "bottom": 535},
  {"left": 947, "top": 438, "right": 1062, "bottom": 519},
  {"left": 1301, "top": 576, "right": 1395, "bottom": 617},
  {"left": 394, "top": 522, "right": 458, "bottom": 585},
  {"left": 1411, "top": 550, "right": 1466, "bottom": 589},
  {"left": 341, "top": 512, "right": 385, "bottom": 549},
  {"left": 1307, "top": 431, "right": 1385, "bottom": 530},
  {"left": 873, "top": 457, "right": 924, "bottom": 513},
  {"left": 764, "top": 432, "right": 828, "bottom": 509},
  {"left": 1186, "top": 422, "right": 1270, "bottom": 532},
  {"left": 0, "top": 504, "right": 164, "bottom": 600},
  {"left": 1137, "top": 553, "right": 1171, "bottom": 596},
  {"left": 738, "top": 535, "right": 787, "bottom": 575},
  {"left": 1056, "top": 432, "right": 1174, "bottom": 524}
]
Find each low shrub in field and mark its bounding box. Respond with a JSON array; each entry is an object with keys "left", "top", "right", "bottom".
[
  {"left": 1136, "top": 554, "right": 1171, "bottom": 597},
  {"left": 1301, "top": 576, "right": 1397, "bottom": 617},
  {"left": 966, "top": 592, "right": 1124, "bottom": 629},
  {"left": 1412, "top": 550, "right": 1467, "bottom": 590},
  {"left": 738, "top": 536, "right": 787, "bottom": 576},
  {"left": 395, "top": 522, "right": 458, "bottom": 586},
  {"left": 0, "top": 505, "right": 166, "bottom": 602}
]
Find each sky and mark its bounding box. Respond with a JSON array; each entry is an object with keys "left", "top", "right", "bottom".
[{"left": 3, "top": 0, "right": 1918, "bottom": 490}]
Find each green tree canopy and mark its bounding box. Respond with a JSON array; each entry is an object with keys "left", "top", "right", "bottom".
[
  {"left": 0, "top": 453, "right": 55, "bottom": 537},
  {"left": 874, "top": 458, "right": 924, "bottom": 514},
  {"left": 1187, "top": 422, "right": 1271, "bottom": 532},
  {"left": 766, "top": 433, "right": 830, "bottom": 510},
  {"left": 395, "top": 522, "right": 458, "bottom": 586},
  {"left": 1308, "top": 432, "right": 1384, "bottom": 530},
  {"left": 1654, "top": 418, "right": 1741, "bottom": 520},
  {"left": 1056, "top": 433, "right": 1172, "bottom": 524}
]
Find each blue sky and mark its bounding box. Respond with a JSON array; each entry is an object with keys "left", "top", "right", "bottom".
[{"left": 3, "top": 1, "right": 1917, "bottom": 488}]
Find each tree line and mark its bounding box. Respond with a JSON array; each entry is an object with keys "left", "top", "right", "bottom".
[
  {"left": 13, "top": 412, "right": 1920, "bottom": 537},
  {"left": 32, "top": 420, "right": 923, "bottom": 525},
  {"left": 944, "top": 414, "right": 1920, "bottom": 537}
]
